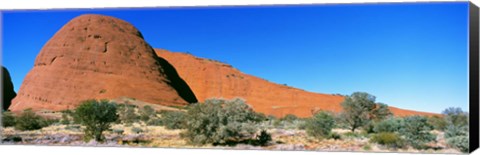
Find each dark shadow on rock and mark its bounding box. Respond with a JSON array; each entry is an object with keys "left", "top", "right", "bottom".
[
  {"left": 2, "top": 66, "right": 16, "bottom": 111},
  {"left": 152, "top": 52, "right": 198, "bottom": 104}
]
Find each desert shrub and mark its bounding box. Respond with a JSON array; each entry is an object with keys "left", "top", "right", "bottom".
[
  {"left": 255, "top": 113, "right": 268, "bottom": 122},
  {"left": 64, "top": 125, "right": 81, "bottom": 132},
  {"left": 370, "top": 132, "right": 406, "bottom": 149},
  {"left": 74, "top": 99, "right": 118, "bottom": 142},
  {"left": 15, "top": 109, "right": 50, "bottom": 131},
  {"left": 60, "top": 110, "right": 71, "bottom": 125},
  {"left": 427, "top": 115, "right": 447, "bottom": 131},
  {"left": 117, "top": 103, "right": 139, "bottom": 125},
  {"left": 41, "top": 118, "right": 59, "bottom": 127},
  {"left": 328, "top": 132, "right": 342, "bottom": 140},
  {"left": 140, "top": 105, "right": 155, "bottom": 122},
  {"left": 342, "top": 131, "right": 369, "bottom": 139},
  {"left": 441, "top": 107, "right": 469, "bottom": 152},
  {"left": 146, "top": 118, "right": 163, "bottom": 126},
  {"left": 446, "top": 135, "right": 469, "bottom": 153},
  {"left": 182, "top": 98, "right": 261, "bottom": 145},
  {"left": 305, "top": 111, "right": 335, "bottom": 139},
  {"left": 256, "top": 130, "right": 272, "bottom": 146},
  {"left": 442, "top": 107, "right": 468, "bottom": 127},
  {"left": 131, "top": 127, "right": 144, "bottom": 134},
  {"left": 160, "top": 110, "right": 187, "bottom": 129},
  {"left": 296, "top": 120, "right": 308, "bottom": 130},
  {"left": 399, "top": 116, "right": 436, "bottom": 149},
  {"left": 113, "top": 128, "right": 124, "bottom": 135},
  {"left": 340, "top": 92, "right": 392, "bottom": 132},
  {"left": 333, "top": 113, "right": 350, "bottom": 129},
  {"left": 444, "top": 125, "right": 469, "bottom": 152},
  {"left": 363, "top": 122, "right": 376, "bottom": 134},
  {"left": 373, "top": 117, "right": 404, "bottom": 133},
  {"left": 2, "top": 111, "right": 16, "bottom": 127},
  {"left": 274, "top": 119, "right": 306, "bottom": 130},
  {"left": 444, "top": 125, "right": 468, "bottom": 139},
  {"left": 281, "top": 114, "right": 298, "bottom": 123},
  {"left": 362, "top": 144, "right": 372, "bottom": 151}
]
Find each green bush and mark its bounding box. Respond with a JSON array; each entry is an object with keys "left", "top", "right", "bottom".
[
  {"left": 427, "top": 115, "right": 447, "bottom": 131},
  {"left": 273, "top": 118, "right": 306, "bottom": 130},
  {"left": 2, "top": 111, "right": 16, "bottom": 127},
  {"left": 444, "top": 125, "right": 469, "bottom": 152},
  {"left": 340, "top": 92, "right": 392, "bottom": 132},
  {"left": 160, "top": 110, "right": 187, "bottom": 129},
  {"left": 182, "top": 98, "right": 261, "bottom": 145},
  {"left": 370, "top": 132, "right": 405, "bottom": 149},
  {"left": 60, "top": 110, "right": 72, "bottom": 125},
  {"left": 342, "top": 131, "right": 369, "bottom": 139},
  {"left": 74, "top": 99, "right": 118, "bottom": 142},
  {"left": 117, "top": 103, "right": 139, "bottom": 125},
  {"left": 446, "top": 135, "right": 469, "bottom": 153},
  {"left": 305, "top": 111, "right": 335, "bottom": 139},
  {"left": 328, "top": 132, "right": 342, "bottom": 140},
  {"left": 399, "top": 116, "right": 436, "bottom": 149},
  {"left": 147, "top": 118, "right": 163, "bottom": 126},
  {"left": 281, "top": 114, "right": 298, "bottom": 123},
  {"left": 444, "top": 125, "right": 468, "bottom": 139},
  {"left": 140, "top": 105, "right": 155, "bottom": 122},
  {"left": 256, "top": 130, "right": 272, "bottom": 146},
  {"left": 373, "top": 117, "right": 404, "bottom": 133},
  {"left": 442, "top": 107, "right": 468, "bottom": 127},
  {"left": 15, "top": 109, "right": 50, "bottom": 131}
]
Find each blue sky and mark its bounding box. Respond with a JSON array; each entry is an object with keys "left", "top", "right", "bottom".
[{"left": 1, "top": 2, "right": 469, "bottom": 113}]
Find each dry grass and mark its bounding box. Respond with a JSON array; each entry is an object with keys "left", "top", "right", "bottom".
[{"left": 1, "top": 124, "right": 462, "bottom": 154}]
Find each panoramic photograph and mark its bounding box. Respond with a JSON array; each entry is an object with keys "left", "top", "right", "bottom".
[{"left": 0, "top": 2, "right": 471, "bottom": 154}]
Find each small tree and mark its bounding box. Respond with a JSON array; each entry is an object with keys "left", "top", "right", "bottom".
[
  {"left": 74, "top": 99, "right": 118, "bottom": 142},
  {"left": 305, "top": 111, "right": 335, "bottom": 139},
  {"left": 399, "top": 116, "right": 436, "bottom": 149},
  {"left": 340, "top": 92, "right": 392, "bottom": 132}
]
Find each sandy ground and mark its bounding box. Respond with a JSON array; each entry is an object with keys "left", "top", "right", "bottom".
[{"left": 0, "top": 124, "right": 461, "bottom": 154}]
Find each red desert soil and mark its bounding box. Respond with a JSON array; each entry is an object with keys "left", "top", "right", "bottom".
[
  {"left": 9, "top": 14, "right": 197, "bottom": 112},
  {"left": 155, "top": 49, "right": 438, "bottom": 118}
]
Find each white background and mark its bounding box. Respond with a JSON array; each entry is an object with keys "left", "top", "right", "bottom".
[{"left": 0, "top": 0, "right": 478, "bottom": 155}]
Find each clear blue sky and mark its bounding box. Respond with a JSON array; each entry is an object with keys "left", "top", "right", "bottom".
[{"left": 1, "top": 2, "right": 469, "bottom": 113}]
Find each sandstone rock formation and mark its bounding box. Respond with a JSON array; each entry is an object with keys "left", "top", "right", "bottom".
[
  {"left": 9, "top": 14, "right": 196, "bottom": 112},
  {"left": 2, "top": 66, "right": 16, "bottom": 111},
  {"left": 155, "top": 49, "right": 438, "bottom": 118}
]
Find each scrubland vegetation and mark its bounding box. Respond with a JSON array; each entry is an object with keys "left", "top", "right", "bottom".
[{"left": 1, "top": 92, "right": 470, "bottom": 153}]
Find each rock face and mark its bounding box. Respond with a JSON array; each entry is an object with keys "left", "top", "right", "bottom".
[
  {"left": 9, "top": 14, "right": 197, "bottom": 112},
  {"left": 155, "top": 49, "right": 438, "bottom": 118},
  {"left": 2, "top": 66, "right": 16, "bottom": 111}
]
